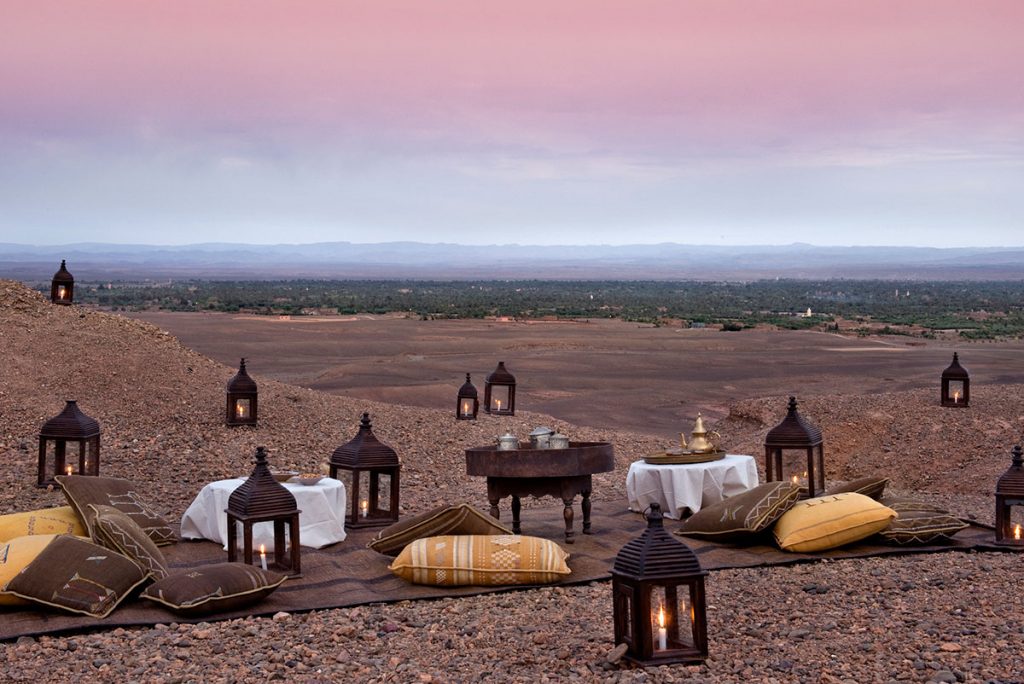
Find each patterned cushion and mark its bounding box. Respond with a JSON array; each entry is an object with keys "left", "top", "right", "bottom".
[
  {"left": 142, "top": 563, "right": 287, "bottom": 616},
  {"left": 0, "top": 506, "right": 86, "bottom": 542},
  {"left": 3, "top": 535, "right": 150, "bottom": 617},
  {"left": 877, "top": 499, "right": 967, "bottom": 545},
  {"left": 878, "top": 496, "right": 949, "bottom": 513},
  {"left": 0, "top": 534, "right": 64, "bottom": 606},
  {"left": 824, "top": 476, "right": 890, "bottom": 501},
  {"left": 368, "top": 503, "right": 514, "bottom": 557},
  {"left": 773, "top": 493, "right": 897, "bottom": 552},
  {"left": 56, "top": 475, "right": 177, "bottom": 546},
  {"left": 389, "top": 534, "right": 571, "bottom": 586},
  {"left": 676, "top": 482, "right": 801, "bottom": 541},
  {"left": 88, "top": 504, "right": 169, "bottom": 581}
]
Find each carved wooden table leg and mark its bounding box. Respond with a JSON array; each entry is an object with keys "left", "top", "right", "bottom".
[
  {"left": 511, "top": 495, "right": 522, "bottom": 534},
  {"left": 562, "top": 496, "right": 576, "bottom": 543},
  {"left": 581, "top": 489, "right": 593, "bottom": 534},
  {"left": 487, "top": 484, "right": 501, "bottom": 521}
]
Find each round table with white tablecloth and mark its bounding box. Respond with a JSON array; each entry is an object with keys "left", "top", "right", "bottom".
[
  {"left": 626, "top": 454, "right": 759, "bottom": 519},
  {"left": 180, "top": 477, "right": 347, "bottom": 549}
]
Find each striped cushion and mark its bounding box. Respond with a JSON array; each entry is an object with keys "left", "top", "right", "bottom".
[
  {"left": 878, "top": 499, "right": 967, "bottom": 545},
  {"left": 773, "top": 493, "right": 897, "bottom": 552},
  {"left": 389, "top": 535, "right": 571, "bottom": 586},
  {"left": 89, "top": 504, "right": 169, "bottom": 581}
]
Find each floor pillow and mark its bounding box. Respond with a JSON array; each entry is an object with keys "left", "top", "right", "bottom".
[
  {"left": 389, "top": 534, "right": 571, "bottom": 586},
  {"left": 3, "top": 535, "right": 150, "bottom": 617},
  {"left": 142, "top": 563, "right": 286, "bottom": 616},
  {"left": 56, "top": 475, "right": 177, "bottom": 546},
  {"left": 877, "top": 499, "right": 968, "bottom": 545},
  {"left": 0, "top": 506, "right": 86, "bottom": 542},
  {"left": 89, "top": 504, "right": 169, "bottom": 581},
  {"left": 0, "top": 534, "right": 65, "bottom": 606},
  {"left": 368, "top": 503, "right": 514, "bottom": 556},
  {"left": 676, "top": 481, "right": 801, "bottom": 542},
  {"left": 773, "top": 492, "right": 897, "bottom": 552},
  {"left": 824, "top": 476, "right": 890, "bottom": 501}
]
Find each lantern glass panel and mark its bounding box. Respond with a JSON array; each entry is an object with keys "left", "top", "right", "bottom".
[
  {"left": 234, "top": 398, "right": 251, "bottom": 420},
  {"left": 459, "top": 399, "right": 475, "bottom": 418},
  {"left": 489, "top": 386, "right": 512, "bottom": 413},
  {"left": 614, "top": 584, "right": 634, "bottom": 641},
  {"left": 42, "top": 441, "right": 58, "bottom": 477},
  {"left": 947, "top": 380, "right": 965, "bottom": 404},
  {"left": 85, "top": 440, "right": 97, "bottom": 473},
  {"left": 780, "top": 452, "right": 809, "bottom": 490},
  {"left": 1008, "top": 505, "right": 1024, "bottom": 542},
  {"left": 650, "top": 584, "right": 696, "bottom": 651},
  {"left": 375, "top": 473, "right": 394, "bottom": 511}
]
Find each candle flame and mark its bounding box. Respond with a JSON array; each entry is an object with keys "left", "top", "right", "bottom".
[
  {"left": 57, "top": 286, "right": 66, "bottom": 299},
  {"left": 953, "top": 390, "right": 960, "bottom": 403},
  {"left": 236, "top": 402, "right": 246, "bottom": 417},
  {"left": 1015, "top": 524, "right": 1021, "bottom": 541},
  {"left": 259, "top": 544, "right": 266, "bottom": 554},
  {"left": 657, "top": 605, "right": 666, "bottom": 629},
  {"left": 791, "top": 475, "right": 799, "bottom": 485},
  {"left": 66, "top": 465, "right": 73, "bottom": 476},
  {"left": 495, "top": 399, "right": 502, "bottom": 411}
]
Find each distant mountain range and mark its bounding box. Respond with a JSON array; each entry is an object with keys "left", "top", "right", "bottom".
[{"left": 1, "top": 241, "right": 1022, "bottom": 280}]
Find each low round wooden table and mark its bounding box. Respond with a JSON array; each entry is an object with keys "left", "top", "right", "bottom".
[{"left": 465, "top": 441, "right": 615, "bottom": 543}]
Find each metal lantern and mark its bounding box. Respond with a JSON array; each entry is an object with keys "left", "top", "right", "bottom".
[
  {"left": 611, "top": 503, "right": 709, "bottom": 666},
  {"left": 50, "top": 259, "right": 74, "bottom": 305},
  {"left": 226, "top": 357, "right": 258, "bottom": 426},
  {"left": 329, "top": 413, "right": 400, "bottom": 528},
  {"left": 226, "top": 447, "right": 301, "bottom": 577},
  {"left": 940, "top": 352, "right": 970, "bottom": 407},
  {"left": 456, "top": 373, "right": 479, "bottom": 420},
  {"left": 995, "top": 445, "right": 1024, "bottom": 546},
  {"left": 764, "top": 396, "right": 825, "bottom": 498},
  {"left": 38, "top": 400, "right": 100, "bottom": 487},
  {"left": 484, "top": 361, "right": 516, "bottom": 415}
]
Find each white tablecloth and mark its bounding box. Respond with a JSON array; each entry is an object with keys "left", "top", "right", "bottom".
[
  {"left": 180, "top": 477, "right": 347, "bottom": 549},
  {"left": 626, "top": 454, "right": 759, "bottom": 519}
]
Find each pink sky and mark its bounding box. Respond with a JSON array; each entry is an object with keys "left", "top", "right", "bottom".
[{"left": 1, "top": 1, "right": 1022, "bottom": 246}]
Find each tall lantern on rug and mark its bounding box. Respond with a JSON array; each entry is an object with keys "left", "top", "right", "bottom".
[
  {"left": 226, "top": 357, "right": 258, "bottom": 426},
  {"left": 329, "top": 413, "right": 400, "bottom": 528},
  {"left": 764, "top": 396, "right": 825, "bottom": 498},
  {"left": 484, "top": 361, "right": 516, "bottom": 416},
  {"left": 611, "top": 503, "right": 708, "bottom": 666},
  {"left": 226, "top": 446, "right": 301, "bottom": 577},
  {"left": 940, "top": 352, "right": 970, "bottom": 407},
  {"left": 50, "top": 259, "right": 74, "bottom": 305},
  {"left": 38, "top": 400, "right": 101, "bottom": 487},
  {"left": 456, "top": 373, "right": 479, "bottom": 420},
  {"left": 994, "top": 445, "right": 1024, "bottom": 546}
]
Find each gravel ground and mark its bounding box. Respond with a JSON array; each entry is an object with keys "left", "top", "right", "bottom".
[{"left": 2, "top": 280, "right": 1023, "bottom": 683}]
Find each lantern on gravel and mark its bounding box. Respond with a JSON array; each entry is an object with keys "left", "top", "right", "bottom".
[
  {"left": 456, "top": 373, "right": 479, "bottom": 420},
  {"left": 484, "top": 361, "right": 516, "bottom": 416},
  {"left": 940, "top": 352, "right": 970, "bottom": 408},
  {"left": 764, "top": 396, "right": 825, "bottom": 498},
  {"left": 226, "top": 357, "right": 258, "bottom": 426},
  {"left": 37, "top": 400, "right": 101, "bottom": 487},
  {"left": 50, "top": 259, "right": 74, "bottom": 305},
  {"left": 329, "top": 413, "right": 401, "bottom": 528},
  {"left": 611, "top": 503, "right": 709, "bottom": 666},
  {"left": 995, "top": 445, "right": 1024, "bottom": 546}
]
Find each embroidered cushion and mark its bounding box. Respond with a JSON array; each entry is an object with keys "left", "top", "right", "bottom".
[
  {"left": 824, "top": 476, "right": 890, "bottom": 501},
  {"left": 142, "top": 563, "right": 286, "bottom": 616},
  {"left": 0, "top": 534, "right": 64, "bottom": 606},
  {"left": 56, "top": 475, "right": 177, "bottom": 546},
  {"left": 368, "top": 503, "right": 514, "bottom": 557},
  {"left": 877, "top": 498, "right": 967, "bottom": 545},
  {"left": 89, "top": 504, "right": 169, "bottom": 581},
  {"left": 0, "top": 506, "right": 86, "bottom": 542},
  {"left": 676, "top": 482, "right": 801, "bottom": 541},
  {"left": 773, "top": 493, "right": 897, "bottom": 552},
  {"left": 389, "top": 534, "right": 571, "bottom": 586}
]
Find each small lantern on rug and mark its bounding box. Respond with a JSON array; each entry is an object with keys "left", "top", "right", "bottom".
[
  {"left": 611, "top": 503, "right": 708, "bottom": 666},
  {"left": 226, "top": 446, "right": 301, "bottom": 576},
  {"left": 38, "top": 400, "right": 100, "bottom": 487},
  {"left": 456, "top": 373, "right": 479, "bottom": 420},
  {"left": 940, "top": 352, "right": 970, "bottom": 408},
  {"left": 995, "top": 445, "right": 1024, "bottom": 546},
  {"left": 329, "top": 413, "right": 400, "bottom": 528},
  {"left": 50, "top": 259, "right": 74, "bottom": 305},
  {"left": 764, "top": 396, "right": 825, "bottom": 498},
  {"left": 226, "top": 358, "right": 258, "bottom": 426},
  {"left": 483, "top": 361, "right": 516, "bottom": 415}
]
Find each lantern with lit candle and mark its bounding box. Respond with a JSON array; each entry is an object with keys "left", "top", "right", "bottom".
[
  {"left": 226, "top": 447, "right": 301, "bottom": 577},
  {"left": 994, "top": 445, "right": 1024, "bottom": 546},
  {"left": 611, "top": 503, "right": 708, "bottom": 665},
  {"left": 483, "top": 361, "right": 516, "bottom": 416},
  {"left": 50, "top": 259, "right": 74, "bottom": 305},
  {"left": 37, "top": 400, "right": 100, "bottom": 487},
  {"left": 226, "top": 358, "right": 258, "bottom": 426},
  {"left": 764, "top": 396, "right": 825, "bottom": 499},
  {"left": 940, "top": 352, "right": 970, "bottom": 408},
  {"left": 456, "top": 373, "right": 479, "bottom": 420},
  {"left": 329, "top": 413, "right": 401, "bottom": 528}
]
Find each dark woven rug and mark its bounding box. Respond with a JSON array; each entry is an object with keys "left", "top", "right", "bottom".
[{"left": 1, "top": 501, "right": 1016, "bottom": 641}]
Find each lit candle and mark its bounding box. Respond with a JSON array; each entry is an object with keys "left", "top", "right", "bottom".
[
  {"left": 953, "top": 390, "right": 960, "bottom": 403},
  {"left": 791, "top": 474, "right": 799, "bottom": 486},
  {"left": 65, "top": 465, "right": 73, "bottom": 476},
  {"left": 495, "top": 399, "right": 502, "bottom": 412},
  {"left": 259, "top": 544, "right": 268, "bottom": 570},
  {"left": 236, "top": 402, "right": 246, "bottom": 418},
  {"left": 657, "top": 605, "right": 668, "bottom": 650},
  {"left": 461, "top": 400, "right": 471, "bottom": 416},
  {"left": 1014, "top": 524, "right": 1021, "bottom": 541},
  {"left": 57, "top": 286, "right": 66, "bottom": 299},
  {"left": 360, "top": 499, "right": 369, "bottom": 518}
]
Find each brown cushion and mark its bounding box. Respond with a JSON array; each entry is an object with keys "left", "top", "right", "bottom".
[
  {"left": 676, "top": 482, "right": 801, "bottom": 542},
  {"left": 389, "top": 534, "right": 571, "bottom": 586},
  {"left": 773, "top": 493, "right": 897, "bottom": 552},
  {"left": 88, "top": 504, "right": 169, "bottom": 581},
  {"left": 56, "top": 475, "right": 177, "bottom": 546},
  {"left": 877, "top": 499, "right": 968, "bottom": 545},
  {"left": 142, "top": 563, "right": 287, "bottom": 616},
  {"left": 824, "top": 476, "right": 890, "bottom": 501},
  {"left": 3, "top": 535, "right": 150, "bottom": 617},
  {"left": 368, "top": 503, "right": 514, "bottom": 556},
  {"left": 879, "top": 496, "right": 949, "bottom": 514}
]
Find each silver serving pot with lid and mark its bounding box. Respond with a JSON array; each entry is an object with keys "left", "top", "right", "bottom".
[
  {"left": 496, "top": 433, "right": 519, "bottom": 451},
  {"left": 529, "top": 426, "right": 554, "bottom": 449},
  {"left": 548, "top": 431, "right": 569, "bottom": 449}
]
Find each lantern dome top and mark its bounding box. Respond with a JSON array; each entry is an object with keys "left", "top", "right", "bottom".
[
  {"left": 613, "top": 503, "right": 706, "bottom": 580},
  {"left": 486, "top": 361, "right": 516, "bottom": 384},
  {"left": 996, "top": 445, "right": 1024, "bottom": 497},
  {"left": 40, "top": 400, "right": 100, "bottom": 439},
  {"left": 765, "top": 396, "right": 822, "bottom": 447},
  {"left": 942, "top": 352, "right": 969, "bottom": 380},
  {"left": 52, "top": 259, "right": 74, "bottom": 284},
  {"left": 226, "top": 357, "right": 258, "bottom": 393},
  {"left": 330, "top": 413, "right": 400, "bottom": 469},
  {"left": 458, "top": 373, "right": 478, "bottom": 398},
  {"left": 227, "top": 447, "right": 298, "bottom": 518}
]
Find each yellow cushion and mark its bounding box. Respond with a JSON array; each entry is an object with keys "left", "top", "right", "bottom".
[
  {"left": 0, "top": 507, "right": 86, "bottom": 542},
  {"left": 389, "top": 534, "right": 571, "bottom": 586},
  {"left": 773, "top": 493, "right": 897, "bottom": 552},
  {"left": 0, "top": 534, "right": 62, "bottom": 606}
]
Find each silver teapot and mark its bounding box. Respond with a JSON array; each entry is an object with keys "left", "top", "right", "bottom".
[{"left": 496, "top": 433, "right": 519, "bottom": 451}]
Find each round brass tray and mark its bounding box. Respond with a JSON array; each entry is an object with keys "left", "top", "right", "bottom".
[{"left": 643, "top": 449, "right": 726, "bottom": 465}]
